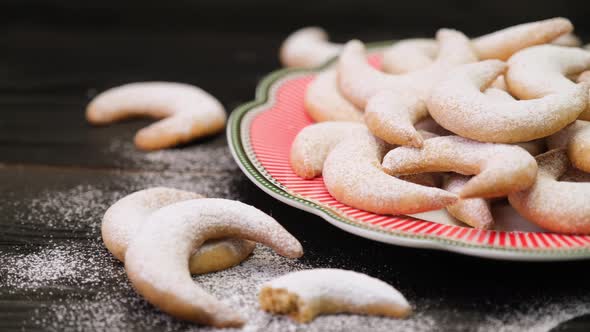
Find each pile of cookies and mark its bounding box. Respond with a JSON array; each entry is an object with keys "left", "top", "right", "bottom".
[
  {"left": 283, "top": 18, "right": 590, "bottom": 234},
  {"left": 100, "top": 188, "right": 411, "bottom": 327},
  {"left": 84, "top": 19, "right": 589, "bottom": 327}
]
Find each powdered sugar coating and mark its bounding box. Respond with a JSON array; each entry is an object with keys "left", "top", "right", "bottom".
[
  {"left": 304, "top": 69, "right": 364, "bottom": 123},
  {"left": 338, "top": 29, "right": 476, "bottom": 109},
  {"left": 508, "top": 149, "right": 590, "bottom": 234},
  {"left": 382, "top": 18, "right": 573, "bottom": 75},
  {"left": 102, "top": 187, "right": 202, "bottom": 261},
  {"left": 339, "top": 29, "right": 476, "bottom": 148},
  {"left": 551, "top": 33, "right": 582, "bottom": 47},
  {"left": 322, "top": 128, "right": 457, "bottom": 215},
  {"left": 124, "top": 198, "right": 303, "bottom": 327},
  {"left": 483, "top": 90, "right": 548, "bottom": 156},
  {"left": 490, "top": 76, "right": 508, "bottom": 91},
  {"left": 86, "top": 82, "right": 227, "bottom": 150},
  {"left": 484, "top": 86, "right": 512, "bottom": 100},
  {"left": 428, "top": 60, "right": 588, "bottom": 143},
  {"left": 101, "top": 187, "right": 255, "bottom": 274},
  {"left": 506, "top": 45, "right": 590, "bottom": 119},
  {"left": 472, "top": 17, "right": 573, "bottom": 60},
  {"left": 289, "top": 121, "right": 439, "bottom": 186},
  {"left": 290, "top": 122, "right": 367, "bottom": 179},
  {"left": 547, "top": 120, "right": 590, "bottom": 173},
  {"left": 382, "top": 136, "right": 538, "bottom": 199},
  {"left": 365, "top": 90, "right": 429, "bottom": 147},
  {"left": 443, "top": 175, "right": 494, "bottom": 229},
  {"left": 382, "top": 38, "right": 438, "bottom": 74},
  {"left": 260, "top": 268, "right": 411, "bottom": 322},
  {"left": 279, "top": 27, "right": 342, "bottom": 68}
]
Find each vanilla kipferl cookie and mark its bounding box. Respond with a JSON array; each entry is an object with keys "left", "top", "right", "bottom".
[
  {"left": 483, "top": 91, "right": 548, "bottom": 155},
  {"left": 125, "top": 198, "right": 303, "bottom": 327},
  {"left": 381, "top": 18, "right": 573, "bottom": 75},
  {"left": 508, "top": 149, "right": 590, "bottom": 234},
  {"left": 290, "top": 122, "right": 367, "bottom": 179},
  {"left": 338, "top": 29, "right": 476, "bottom": 109},
  {"left": 482, "top": 89, "right": 548, "bottom": 156},
  {"left": 322, "top": 128, "right": 457, "bottom": 214},
  {"left": 339, "top": 29, "right": 476, "bottom": 147},
  {"left": 428, "top": 60, "right": 588, "bottom": 143},
  {"left": 364, "top": 91, "right": 429, "bottom": 147},
  {"left": 471, "top": 17, "right": 573, "bottom": 60},
  {"left": 86, "top": 82, "right": 226, "bottom": 150},
  {"left": 101, "top": 187, "right": 255, "bottom": 275},
  {"left": 443, "top": 175, "right": 494, "bottom": 230},
  {"left": 304, "top": 69, "right": 364, "bottom": 123},
  {"left": 382, "top": 136, "right": 538, "bottom": 199},
  {"left": 547, "top": 120, "right": 590, "bottom": 173},
  {"left": 280, "top": 27, "right": 342, "bottom": 68},
  {"left": 505, "top": 45, "right": 590, "bottom": 120},
  {"left": 290, "top": 122, "right": 441, "bottom": 189},
  {"left": 259, "top": 268, "right": 412, "bottom": 323}
]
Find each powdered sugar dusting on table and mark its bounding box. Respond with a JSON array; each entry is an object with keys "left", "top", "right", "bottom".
[
  {"left": 4, "top": 243, "right": 587, "bottom": 331},
  {"left": 105, "top": 136, "right": 238, "bottom": 173}
]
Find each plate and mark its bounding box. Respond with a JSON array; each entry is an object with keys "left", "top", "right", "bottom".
[{"left": 227, "top": 47, "right": 590, "bottom": 261}]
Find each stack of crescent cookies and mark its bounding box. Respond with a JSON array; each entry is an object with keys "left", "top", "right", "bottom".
[
  {"left": 86, "top": 18, "right": 590, "bottom": 328},
  {"left": 283, "top": 18, "right": 590, "bottom": 234}
]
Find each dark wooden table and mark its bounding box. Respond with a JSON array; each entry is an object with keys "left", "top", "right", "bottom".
[{"left": 1, "top": 2, "right": 590, "bottom": 331}]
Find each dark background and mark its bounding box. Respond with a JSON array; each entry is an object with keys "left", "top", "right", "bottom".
[
  {"left": 1, "top": 1, "right": 590, "bottom": 331},
  {"left": 1, "top": 0, "right": 589, "bottom": 103}
]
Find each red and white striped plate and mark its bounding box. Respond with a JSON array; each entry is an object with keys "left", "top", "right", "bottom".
[{"left": 227, "top": 51, "right": 590, "bottom": 261}]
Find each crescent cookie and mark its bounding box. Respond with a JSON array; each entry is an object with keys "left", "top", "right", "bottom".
[
  {"left": 101, "top": 187, "right": 255, "bottom": 274},
  {"left": 322, "top": 127, "right": 457, "bottom": 215},
  {"left": 505, "top": 45, "right": 590, "bottom": 120},
  {"left": 280, "top": 27, "right": 341, "bottom": 68},
  {"left": 259, "top": 268, "right": 412, "bottom": 323},
  {"left": 125, "top": 198, "right": 303, "bottom": 327},
  {"left": 427, "top": 60, "right": 588, "bottom": 143},
  {"left": 290, "top": 122, "right": 440, "bottom": 187},
  {"left": 457, "top": 92, "right": 545, "bottom": 227},
  {"left": 290, "top": 122, "right": 367, "bottom": 179},
  {"left": 471, "top": 17, "right": 573, "bottom": 60},
  {"left": 339, "top": 29, "right": 476, "bottom": 147},
  {"left": 443, "top": 175, "right": 494, "bottom": 230},
  {"left": 508, "top": 149, "right": 590, "bottom": 234},
  {"left": 382, "top": 136, "right": 538, "bottom": 199},
  {"left": 381, "top": 18, "right": 573, "bottom": 74},
  {"left": 547, "top": 120, "right": 590, "bottom": 173},
  {"left": 86, "top": 82, "right": 227, "bottom": 151},
  {"left": 304, "top": 69, "right": 364, "bottom": 123}
]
